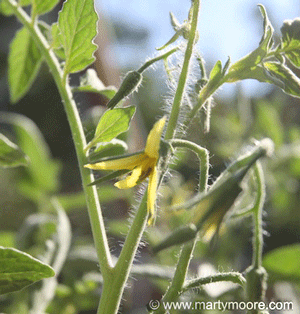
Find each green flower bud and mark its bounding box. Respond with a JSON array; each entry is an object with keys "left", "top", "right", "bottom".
[{"left": 107, "top": 71, "right": 142, "bottom": 109}]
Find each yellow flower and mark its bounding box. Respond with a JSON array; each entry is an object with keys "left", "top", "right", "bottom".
[{"left": 85, "top": 116, "right": 167, "bottom": 225}]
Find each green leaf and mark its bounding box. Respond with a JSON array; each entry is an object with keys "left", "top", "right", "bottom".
[
  {"left": 0, "top": 246, "right": 55, "bottom": 295},
  {"left": 209, "top": 60, "right": 223, "bottom": 83},
  {"left": 257, "top": 4, "right": 274, "bottom": 51},
  {"left": 74, "top": 69, "right": 117, "bottom": 99},
  {"left": 263, "top": 244, "right": 300, "bottom": 283},
  {"left": 58, "top": 0, "right": 98, "bottom": 74},
  {"left": 256, "top": 101, "right": 284, "bottom": 147},
  {"left": 20, "top": 0, "right": 32, "bottom": 6},
  {"left": 0, "top": 0, "right": 31, "bottom": 15},
  {"left": 28, "top": 200, "right": 71, "bottom": 313},
  {"left": 280, "top": 18, "right": 300, "bottom": 68},
  {"left": 51, "top": 22, "right": 66, "bottom": 60},
  {"left": 8, "top": 27, "right": 43, "bottom": 103},
  {"left": 33, "top": 0, "right": 60, "bottom": 15},
  {"left": 86, "top": 106, "right": 136, "bottom": 151},
  {"left": 0, "top": 133, "right": 29, "bottom": 168},
  {"left": 263, "top": 62, "right": 300, "bottom": 98},
  {"left": 0, "top": 1, "right": 14, "bottom": 15},
  {"left": 226, "top": 5, "right": 273, "bottom": 83},
  {"left": 1, "top": 113, "right": 61, "bottom": 194}
]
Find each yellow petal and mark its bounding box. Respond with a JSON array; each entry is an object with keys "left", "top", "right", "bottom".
[
  {"left": 84, "top": 153, "right": 146, "bottom": 171},
  {"left": 147, "top": 166, "right": 158, "bottom": 225},
  {"left": 145, "top": 116, "right": 166, "bottom": 159},
  {"left": 115, "top": 166, "right": 143, "bottom": 189}
]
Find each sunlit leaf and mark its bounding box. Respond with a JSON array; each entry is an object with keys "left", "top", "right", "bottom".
[
  {"left": 0, "top": 133, "right": 29, "bottom": 168},
  {"left": 263, "top": 62, "right": 300, "bottom": 98},
  {"left": 85, "top": 106, "right": 135, "bottom": 151},
  {"left": 226, "top": 5, "right": 273, "bottom": 83},
  {"left": 8, "top": 27, "right": 43, "bottom": 103},
  {"left": 33, "top": 0, "right": 60, "bottom": 15},
  {"left": 0, "top": 246, "right": 55, "bottom": 295},
  {"left": 58, "top": 0, "right": 98, "bottom": 73},
  {"left": 280, "top": 18, "right": 300, "bottom": 68},
  {"left": 263, "top": 244, "right": 300, "bottom": 283}
]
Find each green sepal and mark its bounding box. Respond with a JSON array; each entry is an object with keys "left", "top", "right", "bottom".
[
  {"left": 152, "top": 224, "right": 197, "bottom": 254},
  {"left": 88, "top": 150, "right": 143, "bottom": 164},
  {"left": 156, "top": 11, "right": 193, "bottom": 50},
  {"left": 88, "top": 169, "right": 130, "bottom": 186}
]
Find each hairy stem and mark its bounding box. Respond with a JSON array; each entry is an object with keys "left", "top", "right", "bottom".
[
  {"left": 183, "top": 272, "right": 246, "bottom": 292},
  {"left": 164, "top": 0, "right": 201, "bottom": 140},
  {"left": 153, "top": 3, "right": 208, "bottom": 311},
  {"left": 170, "top": 139, "right": 209, "bottom": 193},
  {"left": 252, "top": 162, "right": 265, "bottom": 269},
  {"left": 98, "top": 193, "right": 148, "bottom": 314}
]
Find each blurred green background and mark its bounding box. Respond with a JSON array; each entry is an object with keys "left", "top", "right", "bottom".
[{"left": 0, "top": 0, "right": 300, "bottom": 313}]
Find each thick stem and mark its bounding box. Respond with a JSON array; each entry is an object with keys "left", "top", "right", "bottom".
[
  {"left": 5, "top": 0, "right": 113, "bottom": 279},
  {"left": 153, "top": 242, "right": 196, "bottom": 314},
  {"left": 245, "top": 162, "right": 268, "bottom": 313},
  {"left": 97, "top": 193, "right": 148, "bottom": 314}
]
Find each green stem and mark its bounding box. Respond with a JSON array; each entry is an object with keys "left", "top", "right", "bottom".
[
  {"left": 245, "top": 162, "right": 268, "bottom": 313},
  {"left": 137, "top": 46, "right": 180, "bottom": 73},
  {"left": 164, "top": 0, "right": 201, "bottom": 140},
  {"left": 153, "top": 3, "right": 205, "bottom": 312},
  {"left": 97, "top": 193, "right": 148, "bottom": 314},
  {"left": 183, "top": 272, "right": 246, "bottom": 292},
  {"left": 252, "top": 162, "right": 265, "bottom": 269},
  {"left": 170, "top": 139, "right": 209, "bottom": 193},
  {"left": 5, "top": 0, "right": 113, "bottom": 279},
  {"left": 153, "top": 242, "right": 196, "bottom": 314}
]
